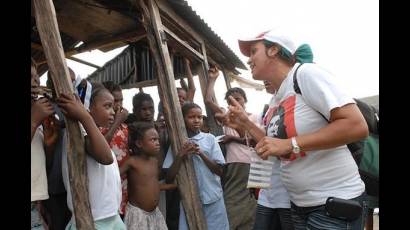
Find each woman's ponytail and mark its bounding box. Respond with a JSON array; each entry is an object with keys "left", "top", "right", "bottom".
[{"left": 294, "top": 44, "right": 314, "bottom": 63}]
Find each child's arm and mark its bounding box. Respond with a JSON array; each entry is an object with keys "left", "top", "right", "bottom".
[
  {"left": 158, "top": 168, "right": 166, "bottom": 181},
  {"left": 195, "top": 150, "right": 224, "bottom": 177},
  {"left": 184, "top": 58, "right": 196, "bottom": 102},
  {"left": 204, "top": 67, "right": 225, "bottom": 119},
  {"left": 103, "top": 107, "right": 128, "bottom": 143},
  {"left": 159, "top": 182, "right": 177, "bottom": 191},
  {"left": 165, "top": 142, "right": 196, "bottom": 183},
  {"left": 119, "top": 158, "right": 131, "bottom": 177},
  {"left": 42, "top": 114, "right": 60, "bottom": 172},
  {"left": 57, "top": 93, "right": 113, "bottom": 165},
  {"left": 43, "top": 115, "right": 60, "bottom": 157},
  {"left": 220, "top": 135, "right": 246, "bottom": 145},
  {"left": 165, "top": 154, "right": 185, "bottom": 184},
  {"left": 31, "top": 98, "right": 54, "bottom": 141}
]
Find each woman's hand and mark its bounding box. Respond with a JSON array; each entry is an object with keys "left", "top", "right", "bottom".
[
  {"left": 214, "top": 112, "right": 242, "bottom": 132},
  {"left": 255, "top": 137, "right": 292, "bottom": 160},
  {"left": 227, "top": 95, "right": 250, "bottom": 124}
]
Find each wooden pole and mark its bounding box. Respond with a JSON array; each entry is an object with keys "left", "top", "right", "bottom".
[
  {"left": 33, "top": 0, "right": 95, "bottom": 229},
  {"left": 196, "top": 43, "right": 225, "bottom": 136},
  {"left": 138, "top": 0, "right": 207, "bottom": 229},
  {"left": 196, "top": 64, "right": 224, "bottom": 136}
]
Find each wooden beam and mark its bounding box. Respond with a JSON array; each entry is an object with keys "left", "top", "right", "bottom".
[
  {"left": 67, "top": 56, "right": 101, "bottom": 69},
  {"left": 138, "top": 0, "right": 207, "bottom": 229},
  {"left": 55, "top": 0, "right": 137, "bottom": 42},
  {"left": 200, "top": 43, "right": 209, "bottom": 74},
  {"left": 156, "top": 0, "right": 204, "bottom": 44},
  {"left": 36, "top": 31, "right": 146, "bottom": 65},
  {"left": 159, "top": 15, "right": 202, "bottom": 57},
  {"left": 66, "top": 31, "right": 146, "bottom": 56},
  {"left": 33, "top": 0, "right": 95, "bottom": 229},
  {"left": 163, "top": 26, "right": 204, "bottom": 61},
  {"left": 196, "top": 45, "right": 225, "bottom": 136},
  {"left": 121, "top": 79, "right": 158, "bottom": 89}
]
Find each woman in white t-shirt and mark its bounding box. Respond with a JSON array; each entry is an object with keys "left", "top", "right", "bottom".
[
  {"left": 225, "top": 29, "right": 369, "bottom": 230},
  {"left": 251, "top": 80, "right": 294, "bottom": 230}
]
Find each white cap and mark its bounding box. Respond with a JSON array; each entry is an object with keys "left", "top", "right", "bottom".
[{"left": 238, "top": 29, "right": 296, "bottom": 57}]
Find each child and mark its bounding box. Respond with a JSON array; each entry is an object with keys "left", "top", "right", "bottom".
[
  {"left": 101, "top": 81, "right": 130, "bottom": 217},
  {"left": 127, "top": 92, "right": 175, "bottom": 224},
  {"left": 56, "top": 83, "right": 125, "bottom": 229},
  {"left": 200, "top": 115, "right": 210, "bottom": 133},
  {"left": 177, "top": 57, "right": 196, "bottom": 107},
  {"left": 155, "top": 113, "right": 179, "bottom": 230},
  {"left": 125, "top": 92, "right": 155, "bottom": 125},
  {"left": 163, "top": 102, "right": 229, "bottom": 230},
  {"left": 42, "top": 68, "right": 76, "bottom": 230},
  {"left": 31, "top": 58, "right": 56, "bottom": 230},
  {"left": 205, "top": 67, "right": 258, "bottom": 229},
  {"left": 120, "top": 122, "right": 175, "bottom": 230}
]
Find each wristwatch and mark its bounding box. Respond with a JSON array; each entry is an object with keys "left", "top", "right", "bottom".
[{"left": 291, "top": 137, "right": 301, "bottom": 154}]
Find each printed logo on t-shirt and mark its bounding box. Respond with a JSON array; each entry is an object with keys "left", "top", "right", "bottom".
[
  {"left": 264, "top": 95, "right": 306, "bottom": 161},
  {"left": 266, "top": 104, "right": 287, "bottom": 139}
]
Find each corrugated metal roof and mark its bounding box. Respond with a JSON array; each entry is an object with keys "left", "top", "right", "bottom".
[{"left": 87, "top": 42, "right": 188, "bottom": 88}]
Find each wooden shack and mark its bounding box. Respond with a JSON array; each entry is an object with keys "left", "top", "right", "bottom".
[{"left": 31, "top": 0, "right": 246, "bottom": 229}]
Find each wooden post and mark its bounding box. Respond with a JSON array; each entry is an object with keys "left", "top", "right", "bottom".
[
  {"left": 196, "top": 64, "right": 224, "bottom": 136},
  {"left": 33, "top": 0, "right": 95, "bottom": 229},
  {"left": 137, "top": 0, "right": 207, "bottom": 229},
  {"left": 196, "top": 44, "right": 224, "bottom": 136}
]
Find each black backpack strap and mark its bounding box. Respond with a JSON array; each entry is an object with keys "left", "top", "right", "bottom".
[
  {"left": 293, "top": 63, "right": 329, "bottom": 122},
  {"left": 293, "top": 63, "right": 304, "bottom": 95}
]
